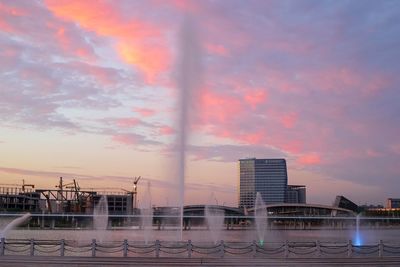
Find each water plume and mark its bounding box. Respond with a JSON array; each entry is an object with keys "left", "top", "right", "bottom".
[
  {"left": 141, "top": 181, "right": 153, "bottom": 244},
  {"left": 0, "top": 213, "right": 31, "bottom": 239},
  {"left": 175, "top": 16, "right": 202, "bottom": 240},
  {"left": 353, "top": 214, "right": 362, "bottom": 246},
  {"left": 255, "top": 192, "right": 268, "bottom": 245}
]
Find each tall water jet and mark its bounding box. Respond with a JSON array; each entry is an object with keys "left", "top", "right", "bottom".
[
  {"left": 205, "top": 193, "right": 224, "bottom": 244},
  {"left": 93, "top": 195, "right": 109, "bottom": 242},
  {"left": 353, "top": 214, "right": 362, "bottom": 246},
  {"left": 176, "top": 16, "right": 202, "bottom": 240},
  {"left": 140, "top": 181, "right": 153, "bottom": 244},
  {"left": 0, "top": 213, "right": 31, "bottom": 239},
  {"left": 254, "top": 192, "right": 268, "bottom": 245}
]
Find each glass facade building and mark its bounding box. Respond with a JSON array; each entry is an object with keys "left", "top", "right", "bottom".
[{"left": 239, "top": 158, "right": 288, "bottom": 208}]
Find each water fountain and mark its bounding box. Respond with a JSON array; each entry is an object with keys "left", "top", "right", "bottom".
[
  {"left": 141, "top": 181, "right": 153, "bottom": 244},
  {"left": 254, "top": 192, "right": 268, "bottom": 245},
  {"left": 0, "top": 213, "right": 31, "bottom": 239},
  {"left": 353, "top": 214, "right": 362, "bottom": 246},
  {"left": 205, "top": 193, "right": 224, "bottom": 244},
  {"left": 175, "top": 16, "right": 202, "bottom": 241},
  {"left": 93, "top": 195, "right": 108, "bottom": 230},
  {"left": 92, "top": 195, "right": 109, "bottom": 242}
]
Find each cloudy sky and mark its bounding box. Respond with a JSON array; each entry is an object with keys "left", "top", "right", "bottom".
[{"left": 0, "top": 0, "right": 399, "bottom": 207}]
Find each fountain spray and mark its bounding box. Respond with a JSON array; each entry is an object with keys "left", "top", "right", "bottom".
[{"left": 176, "top": 16, "right": 202, "bottom": 240}]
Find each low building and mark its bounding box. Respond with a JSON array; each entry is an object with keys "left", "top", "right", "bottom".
[
  {"left": 387, "top": 198, "right": 400, "bottom": 209},
  {"left": 333, "top": 195, "right": 359, "bottom": 213},
  {"left": 286, "top": 185, "right": 306, "bottom": 204}
]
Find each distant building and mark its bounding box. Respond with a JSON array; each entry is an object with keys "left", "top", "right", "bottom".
[
  {"left": 333, "top": 195, "right": 359, "bottom": 213},
  {"left": 239, "top": 158, "right": 288, "bottom": 208},
  {"left": 92, "top": 194, "right": 133, "bottom": 215},
  {"left": 286, "top": 185, "right": 306, "bottom": 204},
  {"left": 387, "top": 198, "right": 400, "bottom": 209},
  {"left": 0, "top": 187, "right": 41, "bottom": 212}
]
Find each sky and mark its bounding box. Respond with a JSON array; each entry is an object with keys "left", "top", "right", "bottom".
[{"left": 0, "top": 0, "right": 399, "bottom": 207}]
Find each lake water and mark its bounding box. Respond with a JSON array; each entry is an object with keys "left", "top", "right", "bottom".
[{"left": 5, "top": 228, "right": 400, "bottom": 244}]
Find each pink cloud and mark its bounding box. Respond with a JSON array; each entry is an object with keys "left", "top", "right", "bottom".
[
  {"left": 301, "top": 67, "right": 390, "bottom": 95},
  {"left": 366, "top": 149, "right": 382, "bottom": 158},
  {"left": 204, "top": 43, "right": 230, "bottom": 57},
  {"left": 111, "top": 134, "right": 137, "bottom": 145},
  {"left": 115, "top": 118, "right": 140, "bottom": 128},
  {"left": 297, "top": 153, "right": 322, "bottom": 165},
  {"left": 244, "top": 88, "right": 268, "bottom": 109},
  {"left": 0, "top": 2, "right": 26, "bottom": 32},
  {"left": 45, "top": 0, "right": 170, "bottom": 83},
  {"left": 134, "top": 108, "right": 156, "bottom": 117},
  {"left": 159, "top": 125, "right": 174, "bottom": 135},
  {"left": 280, "top": 140, "right": 303, "bottom": 154},
  {"left": 67, "top": 61, "right": 120, "bottom": 85},
  {"left": 280, "top": 112, "right": 298, "bottom": 129},
  {"left": 49, "top": 24, "right": 96, "bottom": 60},
  {"left": 199, "top": 89, "right": 244, "bottom": 124}
]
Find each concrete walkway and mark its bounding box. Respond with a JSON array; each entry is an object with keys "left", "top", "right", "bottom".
[{"left": 1, "top": 256, "right": 400, "bottom": 267}]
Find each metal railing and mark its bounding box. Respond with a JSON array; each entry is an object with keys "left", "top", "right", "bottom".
[{"left": 1, "top": 238, "right": 399, "bottom": 258}]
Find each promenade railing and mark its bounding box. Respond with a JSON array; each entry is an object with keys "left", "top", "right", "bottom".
[{"left": 1, "top": 238, "right": 400, "bottom": 258}]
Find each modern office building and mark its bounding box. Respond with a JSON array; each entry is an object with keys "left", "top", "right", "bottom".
[
  {"left": 239, "top": 158, "right": 288, "bottom": 208},
  {"left": 286, "top": 185, "right": 306, "bottom": 204}
]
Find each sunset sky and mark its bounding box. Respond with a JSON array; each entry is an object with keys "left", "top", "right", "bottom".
[{"left": 0, "top": 0, "right": 399, "bottom": 207}]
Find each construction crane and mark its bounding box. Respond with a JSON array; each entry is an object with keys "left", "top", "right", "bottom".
[
  {"left": 65, "top": 179, "right": 81, "bottom": 212},
  {"left": 22, "top": 179, "right": 35, "bottom": 192},
  {"left": 121, "top": 176, "right": 141, "bottom": 210},
  {"left": 133, "top": 176, "right": 141, "bottom": 208}
]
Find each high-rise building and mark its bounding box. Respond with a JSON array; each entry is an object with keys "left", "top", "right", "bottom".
[{"left": 239, "top": 158, "right": 288, "bottom": 208}]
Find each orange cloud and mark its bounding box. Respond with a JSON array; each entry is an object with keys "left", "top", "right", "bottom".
[{"left": 45, "top": 0, "right": 170, "bottom": 82}]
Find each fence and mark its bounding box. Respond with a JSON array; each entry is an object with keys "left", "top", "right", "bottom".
[{"left": 1, "top": 238, "right": 400, "bottom": 258}]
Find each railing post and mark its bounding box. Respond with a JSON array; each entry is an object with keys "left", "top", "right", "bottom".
[
  {"left": 91, "top": 239, "right": 96, "bottom": 257},
  {"left": 30, "top": 239, "right": 35, "bottom": 256},
  {"left": 155, "top": 240, "right": 160, "bottom": 258},
  {"left": 123, "top": 239, "right": 128, "bottom": 257},
  {"left": 0, "top": 238, "right": 5, "bottom": 256},
  {"left": 187, "top": 240, "right": 192, "bottom": 258},
  {"left": 0, "top": 237, "right": 6, "bottom": 256},
  {"left": 252, "top": 240, "right": 257, "bottom": 257},
  {"left": 379, "top": 240, "right": 383, "bottom": 258},
  {"left": 219, "top": 240, "right": 224, "bottom": 258},
  {"left": 284, "top": 240, "right": 289, "bottom": 258},
  {"left": 60, "top": 239, "right": 65, "bottom": 257},
  {"left": 316, "top": 240, "right": 321, "bottom": 257},
  {"left": 347, "top": 240, "right": 352, "bottom": 258}
]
